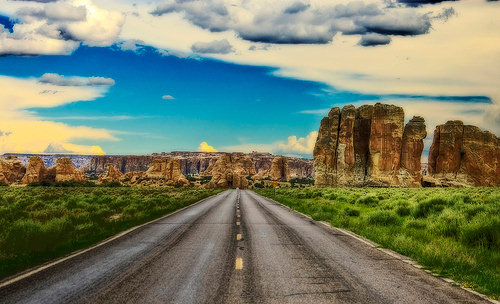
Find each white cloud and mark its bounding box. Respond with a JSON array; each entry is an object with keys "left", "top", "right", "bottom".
[
  {"left": 0, "top": 0, "right": 124, "bottom": 55},
  {"left": 0, "top": 75, "right": 117, "bottom": 154},
  {"left": 197, "top": 141, "right": 218, "bottom": 152},
  {"left": 162, "top": 94, "right": 175, "bottom": 100}
]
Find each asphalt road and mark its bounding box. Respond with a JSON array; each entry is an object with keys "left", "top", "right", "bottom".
[{"left": 0, "top": 189, "right": 489, "bottom": 304}]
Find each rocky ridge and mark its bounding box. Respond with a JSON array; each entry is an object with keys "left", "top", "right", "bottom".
[{"left": 428, "top": 121, "right": 500, "bottom": 187}]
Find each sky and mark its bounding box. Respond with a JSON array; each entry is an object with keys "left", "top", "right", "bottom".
[{"left": 0, "top": 0, "right": 499, "bottom": 159}]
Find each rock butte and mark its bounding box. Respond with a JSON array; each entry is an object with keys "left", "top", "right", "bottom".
[
  {"left": 203, "top": 153, "right": 256, "bottom": 190},
  {"left": 314, "top": 103, "right": 427, "bottom": 187},
  {"left": 314, "top": 103, "right": 500, "bottom": 187}
]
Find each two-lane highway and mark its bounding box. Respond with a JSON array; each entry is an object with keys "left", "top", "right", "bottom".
[{"left": 0, "top": 190, "right": 489, "bottom": 303}]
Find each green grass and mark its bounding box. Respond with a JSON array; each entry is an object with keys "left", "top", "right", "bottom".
[
  {"left": 255, "top": 187, "right": 500, "bottom": 299},
  {"left": 0, "top": 185, "right": 222, "bottom": 280}
]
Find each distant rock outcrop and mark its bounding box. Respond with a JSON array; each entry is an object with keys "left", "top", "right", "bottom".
[
  {"left": 0, "top": 156, "right": 26, "bottom": 184},
  {"left": 22, "top": 156, "right": 54, "bottom": 184},
  {"left": 428, "top": 121, "right": 500, "bottom": 186},
  {"left": 98, "top": 164, "right": 123, "bottom": 183},
  {"left": 204, "top": 153, "right": 256, "bottom": 189},
  {"left": 87, "top": 152, "right": 314, "bottom": 179},
  {"left": 253, "top": 156, "right": 290, "bottom": 181},
  {"left": 313, "top": 103, "right": 426, "bottom": 187},
  {"left": 144, "top": 158, "right": 190, "bottom": 186},
  {"left": 55, "top": 157, "right": 86, "bottom": 182}
]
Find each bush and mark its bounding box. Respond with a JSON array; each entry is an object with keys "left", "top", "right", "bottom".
[
  {"left": 254, "top": 182, "right": 264, "bottom": 189},
  {"left": 366, "top": 210, "right": 400, "bottom": 226},
  {"left": 460, "top": 214, "right": 500, "bottom": 250},
  {"left": 356, "top": 194, "right": 379, "bottom": 206},
  {"left": 412, "top": 196, "right": 448, "bottom": 218},
  {"left": 344, "top": 207, "right": 360, "bottom": 217}
]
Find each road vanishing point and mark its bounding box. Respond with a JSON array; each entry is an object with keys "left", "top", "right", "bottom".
[{"left": 0, "top": 190, "right": 491, "bottom": 304}]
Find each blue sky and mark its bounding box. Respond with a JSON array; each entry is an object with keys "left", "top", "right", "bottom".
[{"left": 0, "top": 0, "right": 498, "bottom": 157}]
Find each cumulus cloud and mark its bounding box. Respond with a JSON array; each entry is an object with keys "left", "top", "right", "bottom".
[
  {"left": 162, "top": 95, "right": 175, "bottom": 100},
  {"left": 191, "top": 39, "right": 233, "bottom": 54},
  {"left": 0, "top": 75, "right": 116, "bottom": 154},
  {"left": 397, "top": 0, "right": 458, "bottom": 7},
  {"left": 276, "top": 131, "right": 318, "bottom": 154},
  {"left": 150, "top": 0, "right": 449, "bottom": 46},
  {"left": 198, "top": 141, "right": 218, "bottom": 152},
  {"left": 359, "top": 33, "right": 391, "bottom": 46},
  {"left": 221, "top": 131, "right": 318, "bottom": 156},
  {"left": 0, "top": 0, "right": 124, "bottom": 56},
  {"left": 116, "top": 39, "right": 144, "bottom": 53},
  {"left": 39, "top": 73, "right": 115, "bottom": 86}
]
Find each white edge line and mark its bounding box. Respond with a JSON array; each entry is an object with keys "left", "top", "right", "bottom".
[
  {"left": 251, "top": 191, "right": 500, "bottom": 304},
  {"left": 0, "top": 191, "right": 226, "bottom": 289}
]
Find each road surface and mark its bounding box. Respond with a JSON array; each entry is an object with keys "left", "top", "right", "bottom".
[{"left": 0, "top": 189, "right": 489, "bottom": 303}]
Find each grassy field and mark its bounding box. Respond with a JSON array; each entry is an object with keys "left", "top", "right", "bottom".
[
  {"left": 256, "top": 187, "right": 500, "bottom": 299},
  {"left": 0, "top": 184, "right": 222, "bottom": 281}
]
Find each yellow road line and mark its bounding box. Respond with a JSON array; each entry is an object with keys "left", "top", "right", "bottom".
[
  {"left": 237, "top": 214, "right": 240, "bottom": 218},
  {"left": 236, "top": 234, "right": 242, "bottom": 241},
  {"left": 235, "top": 258, "right": 243, "bottom": 270},
  {"left": 236, "top": 221, "right": 240, "bottom": 226}
]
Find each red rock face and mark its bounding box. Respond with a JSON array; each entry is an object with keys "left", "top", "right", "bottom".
[
  {"left": 429, "top": 121, "right": 500, "bottom": 186},
  {"left": 313, "top": 107, "right": 341, "bottom": 186},
  {"left": 313, "top": 103, "right": 425, "bottom": 187},
  {"left": 353, "top": 105, "right": 373, "bottom": 183},
  {"left": 367, "top": 103, "right": 405, "bottom": 185},
  {"left": 336, "top": 105, "right": 356, "bottom": 185},
  {"left": 400, "top": 116, "right": 427, "bottom": 186},
  {"left": 428, "top": 120, "right": 463, "bottom": 176}
]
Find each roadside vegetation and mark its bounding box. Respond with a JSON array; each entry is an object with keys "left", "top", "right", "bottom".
[
  {"left": 0, "top": 185, "right": 221, "bottom": 281},
  {"left": 256, "top": 187, "right": 500, "bottom": 299}
]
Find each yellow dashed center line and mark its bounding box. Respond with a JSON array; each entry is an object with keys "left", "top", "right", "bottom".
[
  {"left": 237, "top": 214, "right": 240, "bottom": 218},
  {"left": 235, "top": 257, "right": 243, "bottom": 270},
  {"left": 236, "top": 221, "right": 240, "bottom": 226},
  {"left": 236, "top": 234, "right": 242, "bottom": 241}
]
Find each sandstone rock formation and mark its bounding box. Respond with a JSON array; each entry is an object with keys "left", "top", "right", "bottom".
[
  {"left": 22, "top": 156, "right": 54, "bottom": 184},
  {"left": 313, "top": 103, "right": 426, "bottom": 187},
  {"left": 88, "top": 156, "right": 154, "bottom": 175},
  {"left": 204, "top": 153, "right": 256, "bottom": 189},
  {"left": 400, "top": 116, "right": 427, "bottom": 187},
  {"left": 313, "top": 107, "right": 341, "bottom": 186},
  {"left": 0, "top": 156, "right": 26, "bottom": 184},
  {"left": 55, "top": 157, "right": 85, "bottom": 182},
  {"left": 99, "top": 165, "right": 123, "bottom": 183},
  {"left": 144, "top": 158, "right": 189, "bottom": 186},
  {"left": 429, "top": 121, "right": 500, "bottom": 186}
]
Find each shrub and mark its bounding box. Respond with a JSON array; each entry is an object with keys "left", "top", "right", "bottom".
[
  {"left": 460, "top": 214, "right": 500, "bottom": 250},
  {"left": 344, "top": 207, "right": 360, "bottom": 217},
  {"left": 356, "top": 194, "right": 379, "bottom": 206},
  {"left": 412, "top": 196, "right": 448, "bottom": 218},
  {"left": 366, "top": 210, "right": 400, "bottom": 226},
  {"left": 396, "top": 205, "right": 412, "bottom": 216}
]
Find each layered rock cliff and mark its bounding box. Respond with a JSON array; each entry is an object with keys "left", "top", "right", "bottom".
[
  {"left": 87, "top": 152, "right": 314, "bottom": 179},
  {"left": 313, "top": 103, "right": 426, "bottom": 187},
  {"left": 144, "top": 158, "right": 190, "bottom": 186},
  {"left": 428, "top": 121, "right": 500, "bottom": 186},
  {"left": 253, "top": 156, "right": 290, "bottom": 181}
]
